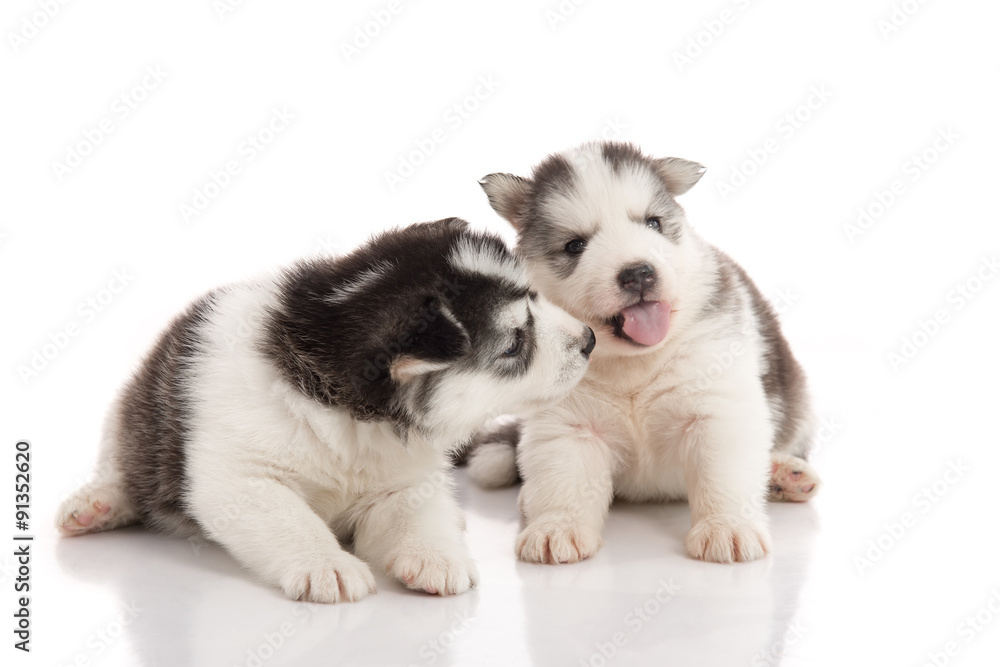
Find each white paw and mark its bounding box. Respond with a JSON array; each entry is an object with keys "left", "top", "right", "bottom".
[
  {"left": 769, "top": 454, "right": 821, "bottom": 502},
  {"left": 388, "top": 548, "right": 479, "bottom": 596},
  {"left": 279, "top": 553, "right": 377, "bottom": 604},
  {"left": 516, "top": 519, "right": 603, "bottom": 564},
  {"left": 468, "top": 442, "right": 519, "bottom": 488},
  {"left": 56, "top": 484, "right": 133, "bottom": 536},
  {"left": 685, "top": 516, "right": 771, "bottom": 563}
]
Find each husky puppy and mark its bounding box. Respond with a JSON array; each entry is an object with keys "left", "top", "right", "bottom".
[
  {"left": 472, "top": 142, "right": 818, "bottom": 564},
  {"left": 57, "top": 218, "right": 595, "bottom": 602}
]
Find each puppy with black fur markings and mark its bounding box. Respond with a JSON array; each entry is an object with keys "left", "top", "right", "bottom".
[
  {"left": 471, "top": 142, "right": 819, "bottom": 564},
  {"left": 57, "top": 218, "right": 595, "bottom": 602}
]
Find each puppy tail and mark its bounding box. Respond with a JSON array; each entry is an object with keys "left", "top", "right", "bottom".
[{"left": 463, "top": 417, "right": 522, "bottom": 488}]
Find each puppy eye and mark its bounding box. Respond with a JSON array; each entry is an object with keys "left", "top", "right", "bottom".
[
  {"left": 565, "top": 239, "right": 586, "bottom": 255},
  {"left": 502, "top": 329, "right": 524, "bottom": 357},
  {"left": 645, "top": 217, "right": 662, "bottom": 232}
]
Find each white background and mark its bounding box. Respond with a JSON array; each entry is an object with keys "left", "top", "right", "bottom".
[{"left": 3, "top": 1, "right": 999, "bottom": 666}]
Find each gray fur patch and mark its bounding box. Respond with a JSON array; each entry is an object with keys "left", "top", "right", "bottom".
[
  {"left": 529, "top": 153, "right": 576, "bottom": 205},
  {"left": 600, "top": 141, "right": 648, "bottom": 174},
  {"left": 726, "top": 258, "right": 813, "bottom": 457},
  {"left": 697, "top": 248, "right": 744, "bottom": 322},
  {"left": 117, "top": 290, "right": 220, "bottom": 535},
  {"left": 516, "top": 154, "right": 589, "bottom": 280}
]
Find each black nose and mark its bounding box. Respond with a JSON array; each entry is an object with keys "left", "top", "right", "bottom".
[
  {"left": 581, "top": 327, "right": 596, "bottom": 356},
  {"left": 618, "top": 263, "right": 656, "bottom": 294}
]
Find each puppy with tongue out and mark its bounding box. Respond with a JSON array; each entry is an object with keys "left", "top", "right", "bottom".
[
  {"left": 619, "top": 301, "right": 670, "bottom": 345},
  {"left": 470, "top": 140, "right": 821, "bottom": 565},
  {"left": 614, "top": 265, "right": 672, "bottom": 346}
]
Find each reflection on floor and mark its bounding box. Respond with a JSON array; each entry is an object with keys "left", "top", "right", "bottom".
[{"left": 49, "top": 468, "right": 830, "bottom": 667}]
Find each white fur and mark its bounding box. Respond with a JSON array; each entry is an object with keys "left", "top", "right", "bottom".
[
  {"left": 59, "top": 266, "right": 592, "bottom": 602},
  {"left": 420, "top": 296, "right": 590, "bottom": 439},
  {"left": 448, "top": 237, "right": 527, "bottom": 287},
  {"left": 493, "top": 144, "right": 811, "bottom": 564},
  {"left": 326, "top": 261, "right": 392, "bottom": 304},
  {"left": 467, "top": 443, "right": 519, "bottom": 488}
]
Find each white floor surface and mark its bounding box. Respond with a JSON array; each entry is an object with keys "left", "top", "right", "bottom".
[
  {"left": 3, "top": 1, "right": 1000, "bottom": 665},
  {"left": 25, "top": 335, "right": 1000, "bottom": 666}
]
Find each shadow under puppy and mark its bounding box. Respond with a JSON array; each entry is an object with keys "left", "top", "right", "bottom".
[
  {"left": 470, "top": 141, "right": 819, "bottom": 564},
  {"left": 57, "top": 218, "right": 595, "bottom": 602}
]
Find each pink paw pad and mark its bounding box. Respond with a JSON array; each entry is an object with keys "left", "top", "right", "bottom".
[
  {"left": 399, "top": 573, "right": 436, "bottom": 594},
  {"left": 58, "top": 497, "right": 121, "bottom": 536},
  {"left": 769, "top": 457, "right": 820, "bottom": 502}
]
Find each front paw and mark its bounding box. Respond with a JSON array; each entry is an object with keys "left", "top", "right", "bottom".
[
  {"left": 388, "top": 548, "right": 479, "bottom": 596},
  {"left": 279, "top": 553, "right": 377, "bottom": 604},
  {"left": 516, "top": 519, "right": 603, "bottom": 564},
  {"left": 685, "top": 516, "right": 771, "bottom": 563}
]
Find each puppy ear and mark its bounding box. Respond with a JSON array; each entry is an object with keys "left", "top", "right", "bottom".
[
  {"left": 653, "top": 157, "right": 706, "bottom": 196},
  {"left": 479, "top": 173, "right": 532, "bottom": 229},
  {"left": 389, "top": 299, "right": 470, "bottom": 383},
  {"left": 390, "top": 356, "right": 451, "bottom": 383}
]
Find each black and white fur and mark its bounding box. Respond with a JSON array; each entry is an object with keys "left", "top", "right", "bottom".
[
  {"left": 472, "top": 142, "right": 818, "bottom": 564},
  {"left": 57, "top": 218, "right": 595, "bottom": 602}
]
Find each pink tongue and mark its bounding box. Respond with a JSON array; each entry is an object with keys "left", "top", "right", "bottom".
[{"left": 620, "top": 301, "right": 671, "bottom": 346}]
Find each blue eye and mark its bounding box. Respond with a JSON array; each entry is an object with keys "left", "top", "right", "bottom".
[
  {"left": 503, "top": 330, "right": 524, "bottom": 356},
  {"left": 565, "top": 239, "right": 586, "bottom": 255},
  {"left": 646, "top": 217, "right": 662, "bottom": 232}
]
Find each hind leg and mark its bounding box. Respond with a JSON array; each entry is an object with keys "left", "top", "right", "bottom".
[
  {"left": 57, "top": 459, "right": 138, "bottom": 536},
  {"left": 462, "top": 416, "right": 522, "bottom": 488},
  {"left": 769, "top": 453, "right": 820, "bottom": 502},
  {"left": 57, "top": 398, "right": 139, "bottom": 536}
]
